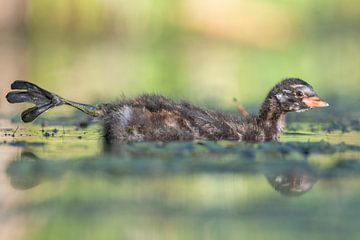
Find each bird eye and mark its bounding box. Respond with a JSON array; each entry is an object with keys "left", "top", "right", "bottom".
[{"left": 296, "top": 91, "right": 304, "bottom": 97}]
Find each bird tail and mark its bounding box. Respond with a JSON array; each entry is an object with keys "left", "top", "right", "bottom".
[{"left": 6, "top": 80, "right": 102, "bottom": 122}]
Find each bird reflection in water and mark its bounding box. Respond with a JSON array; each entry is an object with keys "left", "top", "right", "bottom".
[
  {"left": 7, "top": 151, "right": 318, "bottom": 197},
  {"left": 264, "top": 161, "right": 317, "bottom": 197}
]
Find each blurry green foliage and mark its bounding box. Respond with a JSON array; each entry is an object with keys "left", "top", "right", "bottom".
[{"left": 14, "top": 0, "right": 359, "bottom": 109}]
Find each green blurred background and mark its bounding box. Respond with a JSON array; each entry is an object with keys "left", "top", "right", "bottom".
[{"left": 1, "top": 0, "right": 359, "bottom": 115}]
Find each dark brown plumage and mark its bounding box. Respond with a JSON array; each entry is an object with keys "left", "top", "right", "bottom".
[{"left": 6, "top": 78, "right": 329, "bottom": 144}]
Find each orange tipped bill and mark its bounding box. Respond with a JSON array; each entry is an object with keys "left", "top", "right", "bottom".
[{"left": 302, "top": 96, "right": 329, "bottom": 108}]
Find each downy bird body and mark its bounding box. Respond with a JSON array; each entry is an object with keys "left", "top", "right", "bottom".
[{"left": 6, "top": 78, "right": 328, "bottom": 144}]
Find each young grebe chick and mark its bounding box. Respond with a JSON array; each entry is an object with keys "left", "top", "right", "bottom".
[{"left": 6, "top": 78, "right": 328, "bottom": 144}]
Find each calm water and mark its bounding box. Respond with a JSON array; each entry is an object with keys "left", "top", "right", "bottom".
[{"left": 0, "top": 119, "right": 359, "bottom": 240}]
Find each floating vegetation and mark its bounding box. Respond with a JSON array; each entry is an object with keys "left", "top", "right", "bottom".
[{"left": 9, "top": 141, "right": 45, "bottom": 147}]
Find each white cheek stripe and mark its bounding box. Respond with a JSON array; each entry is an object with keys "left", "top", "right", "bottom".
[{"left": 290, "top": 84, "right": 304, "bottom": 88}]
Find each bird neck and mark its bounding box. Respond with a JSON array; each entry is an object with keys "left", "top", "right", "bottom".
[{"left": 258, "top": 96, "right": 287, "bottom": 139}]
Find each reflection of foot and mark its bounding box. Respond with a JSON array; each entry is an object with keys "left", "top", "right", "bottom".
[
  {"left": 6, "top": 151, "right": 69, "bottom": 191},
  {"left": 7, "top": 151, "right": 44, "bottom": 190},
  {"left": 0, "top": 120, "right": 27, "bottom": 240}
]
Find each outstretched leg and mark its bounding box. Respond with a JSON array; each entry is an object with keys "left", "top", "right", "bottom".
[{"left": 6, "top": 80, "right": 102, "bottom": 122}]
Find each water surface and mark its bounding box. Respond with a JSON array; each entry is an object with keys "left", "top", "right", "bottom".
[{"left": 1, "top": 119, "right": 359, "bottom": 240}]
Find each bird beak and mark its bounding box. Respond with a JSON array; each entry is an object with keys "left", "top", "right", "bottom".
[{"left": 302, "top": 96, "right": 329, "bottom": 108}]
